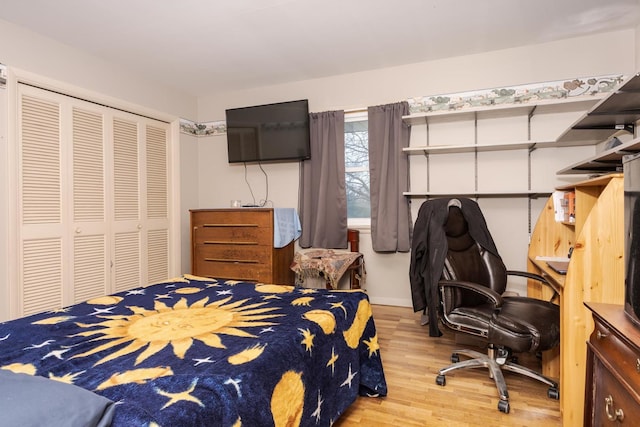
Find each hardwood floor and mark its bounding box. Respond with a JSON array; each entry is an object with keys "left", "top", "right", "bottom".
[{"left": 335, "top": 304, "right": 561, "bottom": 426}]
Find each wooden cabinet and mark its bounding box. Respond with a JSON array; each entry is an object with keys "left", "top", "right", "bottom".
[
  {"left": 527, "top": 174, "right": 625, "bottom": 426},
  {"left": 585, "top": 302, "right": 640, "bottom": 426},
  {"left": 190, "top": 209, "right": 295, "bottom": 285}
]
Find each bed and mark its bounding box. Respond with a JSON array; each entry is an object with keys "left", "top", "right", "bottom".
[{"left": 0, "top": 275, "right": 387, "bottom": 426}]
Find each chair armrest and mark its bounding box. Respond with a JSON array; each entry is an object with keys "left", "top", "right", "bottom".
[
  {"left": 438, "top": 279, "right": 503, "bottom": 307},
  {"left": 506, "top": 270, "right": 560, "bottom": 302}
]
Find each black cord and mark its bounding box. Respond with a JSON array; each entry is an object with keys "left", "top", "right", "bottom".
[
  {"left": 258, "top": 162, "right": 269, "bottom": 207},
  {"left": 244, "top": 162, "right": 256, "bottom": 205}
]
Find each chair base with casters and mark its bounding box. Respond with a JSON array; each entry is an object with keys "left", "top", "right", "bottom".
[{"left": 436, "top": 344, "right": 559, "bottom": 414}]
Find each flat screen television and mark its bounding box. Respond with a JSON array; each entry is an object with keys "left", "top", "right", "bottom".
[{"left": 225, "top": 99, "right": 311, "bottom": 163}]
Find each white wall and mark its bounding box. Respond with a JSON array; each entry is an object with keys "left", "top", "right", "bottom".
[
  {"left": 0, "top": 16, "right": 636, "bottom": 312},
  {"left": 0, "top": 19, "right": 196, "bottom": 119},
  {"left": 194, "top": 29, "right": 637, "bottom": 307},
  {"left": 0, "top": 19, "right": 198, "bottom": 320},
  {"left": 0, "top": 83, "right": 8, "bottom": 318}
]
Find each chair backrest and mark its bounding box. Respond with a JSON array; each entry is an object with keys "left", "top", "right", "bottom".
[{"left": 441, "top": 205, "right": 508, "bottom": 311}]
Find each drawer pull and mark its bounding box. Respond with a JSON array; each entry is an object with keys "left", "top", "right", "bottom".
[
  {"left": 597, "top": 330, "right": 608, "bottom": 339},
  {"left": 203, "top": 241, "right": 258, "bottom": 245},
  {"left": 204, "top": 258, "right": 258, "bottom": 264},
  {"left": 202, "top": 223, "right": 259, "bottom": 228},
  {"left": 605, "top": 395, "right": 624, "bottom": 422},
  {"left": 636, "top": 358, "right": 640, "bottom": 373}
]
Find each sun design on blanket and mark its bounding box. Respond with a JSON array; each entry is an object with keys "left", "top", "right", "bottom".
[{"left": 71, "top": 296, "right": 283, "bottom": 366}]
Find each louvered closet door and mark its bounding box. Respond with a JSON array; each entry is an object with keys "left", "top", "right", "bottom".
[
  {"left": 112, "top": 117, "right": 142, "bottom": 292},
  {"left": 19, "top": 86, "right": 109, "bottom": 314},
  {"left": 145, "top": 124, "right": 169, "bottom": 285},
  {"left": 111, "top": 113, "right": 170, "bottom": 292},
  {"left": 17, "top": 84, "right": 171, "bottom": 316},
  {"left": 19, "top": 92, "right": 64, "bottom": 315},
  {"left": 71, "top": 107, "right": 108, "bottom": 304}
]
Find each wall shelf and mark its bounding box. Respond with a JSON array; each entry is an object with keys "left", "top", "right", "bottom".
[
  {"left": 556, "top": 72, "right": 640, "bottom": 146},
  {"left": 402, "top": 96, "right": 604, "bottom": 126},
  {"left": 403, "top": 139, "right": 557, "bottom": 155},
  {"left": 557, "top": 136, "right": 640, "bottom": 175},
  {"left": 402, "top": 91, "right": 608, "bottom": 199},
  {"left": 403, "top": 190, "right": 551, "bottom": 198}
]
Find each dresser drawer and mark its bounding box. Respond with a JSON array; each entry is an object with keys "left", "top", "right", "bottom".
[
  {"left": 193, "top": 225, "right": 271, "bottom": 246},
  {"left": 591, "top": 320, "right": 640, "bottom": 392},
  {"left": 590, "top": 353, "right": 640, "bottom": 424},
  {"left": 193, "top": 258, "right": 272, "bottom": 282},
  {"left": 192, "top": 210, "right": 272, "bottom": 245},
  {"left": 191, "top": 209, "right": 272, "bottom": 228},
  {"left": 194, "top": 244, "right": 271, "bottom": 265}
]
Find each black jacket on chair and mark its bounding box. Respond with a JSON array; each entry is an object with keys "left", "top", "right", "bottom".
[{"left": 409, "top": 198, "right": 499, "bottom": 336}]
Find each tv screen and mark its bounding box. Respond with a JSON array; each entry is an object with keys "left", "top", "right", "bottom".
[{"left": 225, "top": 99, "right": 311, "bottom": 163}]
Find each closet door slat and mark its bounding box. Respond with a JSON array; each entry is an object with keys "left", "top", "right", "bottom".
[
  {"left": 21, "top": 95, "right": 61, "bottom": 224},
  {"left": 73, "top": 108, "right": 105, "bottom": 222},
  {"left": 146, "top": 125, "right": 168, "bottom": 219},
  {"left": 113, "top": 118, "right": 139, "bottom": 221},
  {"left": 22, "top": 238, "right": 63, "bottom": 315}
]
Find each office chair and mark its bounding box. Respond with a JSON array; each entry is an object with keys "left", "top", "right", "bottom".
[{"left": 421, "top": 199, "right": 560, "bottom": 413}]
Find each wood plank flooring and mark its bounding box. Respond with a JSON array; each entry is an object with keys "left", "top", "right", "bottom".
[{"left": 335, "top": 304, "right": 561, "bottom": 426}]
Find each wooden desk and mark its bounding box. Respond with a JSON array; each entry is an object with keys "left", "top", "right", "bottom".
[{"left": 528, "top": 174, "right": 625, "bottom": 426}]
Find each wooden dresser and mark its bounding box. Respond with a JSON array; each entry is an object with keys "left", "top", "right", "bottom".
[
  {"left": 190, "top": 209, "right": 295, "bottom": 285},
  {"left": 584, "top": 302, "right": 640, "bottom": 426}
]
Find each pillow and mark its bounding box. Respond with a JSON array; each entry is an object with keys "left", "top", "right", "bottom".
[{"left": 0, "top": 370, "right": 115, "bottom": 427}]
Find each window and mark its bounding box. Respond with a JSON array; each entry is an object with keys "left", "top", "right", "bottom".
[{"left": 345, "top": 112, "right": 370, "bottom": 226}]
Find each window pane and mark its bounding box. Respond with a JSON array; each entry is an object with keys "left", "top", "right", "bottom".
[
  {"left": 345, "top": 120, "right": 368, "bottom": 169},
  {"left": 346, "top": 171, "right": 370, "bottom": 218},
  {"left": 345, "top": 118, "right": 370, "bottom": 220}
]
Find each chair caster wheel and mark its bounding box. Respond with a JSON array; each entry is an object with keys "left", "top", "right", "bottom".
[
  {"left": 436, "top": 374, "right": 446, "bottom": 386},
  {"left": 451, "top": 353, "right": 459, "bottom": 363},
  {"left": 547, "top": 387, "right": 560, "bottom": 400},
  {"left": 497, "top": 400, "right": 510, "bottom": 413}
]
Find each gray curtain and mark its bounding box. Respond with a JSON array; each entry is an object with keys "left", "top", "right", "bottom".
[
  {"left": 299, "top": 110, "right": 347, "bottom": 248},
  {"left": 368, "top": 101, "right": 411, "bottom": 252}
]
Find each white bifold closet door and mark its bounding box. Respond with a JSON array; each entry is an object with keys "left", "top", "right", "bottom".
[{"left": 18, "top": 84, "right": 170, "bottom": 316}]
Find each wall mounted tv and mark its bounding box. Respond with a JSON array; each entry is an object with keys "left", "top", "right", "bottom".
[{"left": 225, "top": 99, "right": 311, "bottom": 164}]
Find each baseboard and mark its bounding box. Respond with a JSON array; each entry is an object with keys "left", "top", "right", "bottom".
[{"left": 368, "top": 296, "right": 413, "bottom": 308}]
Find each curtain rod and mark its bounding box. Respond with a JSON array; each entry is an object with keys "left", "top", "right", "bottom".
[{"left": 344, "top": 107, "right": 368, "bottom": 114}]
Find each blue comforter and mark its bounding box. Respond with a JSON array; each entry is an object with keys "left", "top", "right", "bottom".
[{"left": 0, "top": 276, "right": 387, "bottom": 426}]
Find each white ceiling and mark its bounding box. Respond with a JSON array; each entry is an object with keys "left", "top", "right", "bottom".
[{"left": 1, "top": 0, "right": 639, "bottom": 97}]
